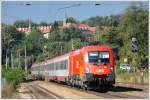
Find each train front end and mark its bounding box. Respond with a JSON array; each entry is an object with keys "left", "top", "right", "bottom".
[{"left": 82, "top": 46, "right": 115, "bottom": 90}]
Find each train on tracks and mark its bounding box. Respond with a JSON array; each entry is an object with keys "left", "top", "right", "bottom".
[{"left": 31, "top": 45, "right": 115, "bottom": 90}]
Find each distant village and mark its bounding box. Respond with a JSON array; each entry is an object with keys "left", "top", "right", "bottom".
[{"left": 17, "top": 19, "right": 97, "bottom": 39}]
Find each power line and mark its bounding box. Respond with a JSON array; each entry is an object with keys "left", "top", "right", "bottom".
[{"left": 2, "top": 2, "right": 148, "bottom": 6}]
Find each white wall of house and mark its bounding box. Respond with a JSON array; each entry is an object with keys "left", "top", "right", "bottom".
[{"left": 43, "top": 33, "right": 49, "bottom": 39}]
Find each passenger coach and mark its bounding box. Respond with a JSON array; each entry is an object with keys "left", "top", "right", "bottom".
[{"left": 31, "top": 45, "right": 115, "bottom": 90}]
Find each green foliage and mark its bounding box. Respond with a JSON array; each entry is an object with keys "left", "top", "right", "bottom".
[
  {"left": 14, "top": 20, "right": 30, "bottom": 28},
  {"left": 2, "top": 68, "right": 25, "bottom": 86},
  {"left": 36, "top": 54, "right": 47, "bottom": 63},
  {"left": 25, "top": 28, "right": 45, "bottom": 55},
  {"left": 82, "top": 15, "right": 121, "bottom": 27},
  {"left": 66, "top": 17, "right": 78, "bottom": 23},
  {"left": 60, "top": 28, "right": 82, "bottom": 41},
  {"left": 1, "top": 3, "right": 148, "bottom": 71},
  {"left": 120, "top": 4, "right": 148, "bottom": 66}
]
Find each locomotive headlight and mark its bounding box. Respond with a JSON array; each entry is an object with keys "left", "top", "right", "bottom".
[
  {"left": 110, "top": 67, "right": 114, "bottom": 73},
  {"left": 85, "top": 67, "right": 90, "bottom": 73},
  {"left": 110, "top": 67, "right": 113, "bottom": 71}
]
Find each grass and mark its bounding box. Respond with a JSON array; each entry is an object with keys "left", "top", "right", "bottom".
[{"left": 116, "top": 69, "right": 149, "bottom": 84}]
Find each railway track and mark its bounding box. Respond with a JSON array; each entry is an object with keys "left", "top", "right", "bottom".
[
  {"left": 43, "top": 81, "right": 147, "bottom": 99},
  {"left": 23, "top": 82, "right": 63, "bottom": 99},
  {"left": 20, "top": 80, "right": 148, "bottom": 99}
]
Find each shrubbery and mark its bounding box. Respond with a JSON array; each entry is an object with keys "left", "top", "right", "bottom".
[{"left": 2, "top": 68, "right": 25, "bottom": 86}]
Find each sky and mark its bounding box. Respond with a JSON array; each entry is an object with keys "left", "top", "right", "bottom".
[{"left": 1, "top": 1, "right": 148, "bottom": 25}]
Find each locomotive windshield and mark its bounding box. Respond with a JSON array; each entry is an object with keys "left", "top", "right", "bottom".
[{"left": 88, "top": 51, "right": 110, "bottom": 65}]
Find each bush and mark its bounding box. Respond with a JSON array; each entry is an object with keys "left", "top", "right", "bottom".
[{"left": 2, "top": 68, "right": 25, "bottom": 86}]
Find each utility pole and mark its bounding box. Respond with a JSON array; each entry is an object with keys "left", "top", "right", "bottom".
[
  {"left": 29, "top": 17, "right": 31, "bottom": 29},
  {"left": 59, "top": 42, "right": 63, "bottom": 55},
  {"left": 61, "top": 45, "right": 63, "bottom": 55},
  {"left": 5, "top": 50, "right": 8, "bottom": 69},
  {"left": 131, "top": 37, "right": 138, "bottom": 84},
  {"left": 25, "top": 45, "right": 27, "bottom": 74},
  {"left": 71, "top": 38, "right": 74, "bottom": 50},
  {"left": 17, "top": 50, "right": 21, "bottom": 68},
  {"left": 11, "top": 51, "right": 14, "bottom": 69},
  {"left": 5, "top": 55, "right": 8, "bottom": 69}
]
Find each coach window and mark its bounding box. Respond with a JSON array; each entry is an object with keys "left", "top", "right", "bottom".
[
  {"left": 41, "top": 65, "right": 43, "bottom": 71},
  {"left": 57, "top": 62, "right": 59, "bottom": 70},
  {"left": 66, "top": 60, "right": 68, "bottom": 69},
  {"left": 63, "top": 60, "right": 65, "bottom": 69},
  {"left": 53, "top": 63, "right": 55, "bottom": 71},
  {"left": 39, "top": 66, "right": 41, "bottom": 71},
  {"left": 64, "top": 60, "right": 66, "bottom": 69},
  {"left": 55, "top": 63, "right": 57, "bottom": 70},
  {"left": 51, "top": 63, "right": 53, "bottom": 70},
  {"left": 59, "top": 62, "right": 61, "bottom": 70},
  {"left": 47, "top": 65, "right": 48, "bottom": 70},
  {"left": 36, "top": 67, "right": 38, "bottom": 71},
  {"left": 44, "top": 65, "right": 46, "bottom": 70},
  {"left": 62, "top": 61, "right": 65, "bottom": 69},
  {"left": 60, "top": 61, "right": 63, "bottom": 70},
  {"left": 61, "top": 61, "right": 64, "bottom": 69},
  {"left": 47, "top": 64, "right": 50, "bottom": 70},
  {"left": 59, "top": 61, "right": 61, "bottom": 70},
  {"left": 59, "top": 62, "right": 62, "bottom": 70},
  {"left": 52, "top": 63, "right": 54, "bottom": 70},
  {"left": 64, "top": 60, "right": 65, "bottom": 69},
  {"left": 56, "top": 62, "right": 57, "bottom": 70},
  {"left": 49, "top": 64, "right": 51, "bottom": 70},
  {"left": 47, "top": 64, "right": 49, "bottom": 70},
  {"left": 40, "top": 66, "right": 42, "bottom": 71}
]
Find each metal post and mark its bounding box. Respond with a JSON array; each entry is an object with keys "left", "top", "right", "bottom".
[
  {"left": 6, "top": 52, "right": 8, "bottom": 69},
  {"left": 17, "top": 50, "right": 20, "bottom": 68},
  {"left": 61, "top": 45, "right": 63, "bottom": 55},
  {"left": 140, "top": 70, "right": 144, "bottom": 84},
  {"left": 25, "top": 45, "right": 27, "bottom": 74},
  {"left": 11, "top": 51, "right": 14, "bottom": 69},
  {"left": 132, "top": 53, "right": 137, "bottom": 85},
  {"left": 18, "top": 51, "right": 21, "bottom": 68},
  {"left": 71, "top": 39, "right": 74, "bottom": 50}
]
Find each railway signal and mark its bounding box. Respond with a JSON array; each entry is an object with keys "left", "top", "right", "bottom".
[{"left": 131, "top": 37, "right": 138, "bottom": 53}]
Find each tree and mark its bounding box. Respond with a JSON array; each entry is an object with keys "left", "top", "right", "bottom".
[
  {"left": 40, "top": 22, "right": 48, "bottom": 26},
  {"left": 14, "top": 20, "right": 30, "bottom": 28},
  {"left": 2, "top": 25, "right": 25, "bottom": 65},
  {"left": 119, "top": 4, "right": 148, "bottom": 66},
  {"left": 52, "top": 21, "right": 59, "bottom": 31},
  {"left": 61, "top": 28, "right": 82, "bottom": 41},
  {"left": 82, "top": 15, "right": 121, "bottom": 27},
  {"left": 66, "top": 17, "right": 78, "bottom": 23},
  {"left": 25, "top": 28, "right": 45, "bottom": 56}
]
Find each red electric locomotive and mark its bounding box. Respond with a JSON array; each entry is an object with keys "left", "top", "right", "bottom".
[{"left": 31, "top": 45, "right": 115, "bottom": 90}]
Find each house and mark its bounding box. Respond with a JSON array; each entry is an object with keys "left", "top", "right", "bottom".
[
  {"left": 38, "top": 26, "right": 52, "bottom": 39},
  {"left": 17, "top": 25, "right": 52, "bottom": 39},
  {"left": 17, "top": 27, "right": 31, "bottom": 35},
  {"left": 63, "top": 20, "right": 96, "bottom": 34},
  {"left": 78, "top": 24, "right": 96, "bottom": 35}
]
